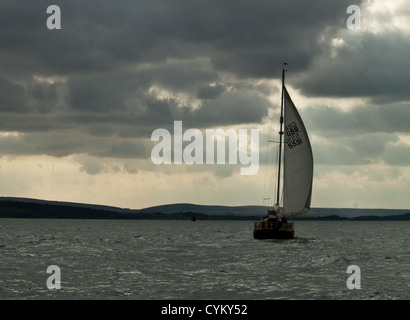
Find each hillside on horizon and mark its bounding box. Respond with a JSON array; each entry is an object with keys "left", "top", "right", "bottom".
[{"left": 0, "top": 197, "right": 409, "bottom": 220}]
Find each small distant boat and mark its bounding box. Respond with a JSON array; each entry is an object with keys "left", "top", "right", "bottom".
[
  {"left": 254, "top": 64, "right": 313, "bottom": 239},
  {"left": 191, "top": 216, "right": 197, "bottom": 221}
]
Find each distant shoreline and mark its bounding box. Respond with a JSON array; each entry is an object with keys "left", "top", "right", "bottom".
[
  {"left": 292, "top": 213, "right": 410, "bottom": 221},
  {"left": 0, "top": 198, "right": 409, "bottom": 221}
]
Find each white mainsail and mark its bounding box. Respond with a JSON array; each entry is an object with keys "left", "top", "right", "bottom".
[{"left": 282, "top": 87, "right": 313, "bottom": 218}]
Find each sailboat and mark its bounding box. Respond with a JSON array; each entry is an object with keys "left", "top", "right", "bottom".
[{"left": 253, "top": 64, "right": 313, "bottom": 239}]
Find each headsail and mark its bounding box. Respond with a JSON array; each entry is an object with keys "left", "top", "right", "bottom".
[{"left": 283, "top": 87, "right": 313, "bottom": 218}]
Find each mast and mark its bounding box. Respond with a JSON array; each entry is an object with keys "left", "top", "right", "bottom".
[{"left": 276, "top": 65, "right": 286, "bottom": 206}]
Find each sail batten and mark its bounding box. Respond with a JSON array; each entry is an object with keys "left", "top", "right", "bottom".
[{"left": 282, "top": 87, "right": 313, "bottom": 218}]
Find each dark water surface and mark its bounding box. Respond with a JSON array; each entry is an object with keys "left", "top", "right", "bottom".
[{"left": 0, "top": 219, "right": 408, "bottom": 299}]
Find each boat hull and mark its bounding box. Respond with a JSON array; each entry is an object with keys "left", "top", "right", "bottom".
[{"left": 253, "top": 221, "right": 295, "bottom": 239}]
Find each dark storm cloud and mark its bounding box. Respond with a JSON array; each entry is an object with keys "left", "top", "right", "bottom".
[
  {"left": 303, "top": 101, "right": 410, "bottom": 135},
  {"left": 0, "top": 131, "right": 152, "bottom": 159},
  {"left": 311, "top": 132, "right": 400, "bottom": 166},
  {"left": 294, "top": 32, "right": 410, "bottom": 102},
  {"left": 0, "top": 0, "right": 356, "bottom": 76},
  {"left": 0, "top": 76, "right": 28, "bottom": 112},
  {"left": 189, "top": 90, "right": 269, "bottom": 127},
  {"left": 197, "top": 84, "right": 225, "bottom": 100},
  {"left": 299, "top": 101, "right": 410, "bottom": 167},
  {"left": 8, "top": 0, "right": 407, "bottom": 164}
]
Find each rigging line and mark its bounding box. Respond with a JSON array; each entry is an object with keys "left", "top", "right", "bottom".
[
  {"left": 264, "top": 139, "right": 278, "bottom": 209},
  {"left": 264, "top": 145, "right": 279, "bottom": 208},
  {"left": 262, "top": 82, "right": 282, "bottom": 206},
  {"left": 262, "top": 140, "right": 270, "bottom": 205},
  {"left": 262, "top": 148, "right": 274, "bottom": 207},
  {"left": 262, "top": 65, "right": 285, "bottom": 209},
  {"left": 272, "top": 140, "right": 280, "bottom": 208}
]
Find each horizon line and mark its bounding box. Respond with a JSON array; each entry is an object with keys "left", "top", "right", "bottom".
[{"left": 0, "top": 196, "right": 409, "bottom": 212}]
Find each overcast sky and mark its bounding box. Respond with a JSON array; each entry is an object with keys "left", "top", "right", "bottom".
[{"left": 1, "top": 0, "right": 410, "bottom": 210}]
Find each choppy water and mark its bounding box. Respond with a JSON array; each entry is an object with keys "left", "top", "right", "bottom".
[{"left": 0, "top": 219, "right": 408, "bottom": 300}]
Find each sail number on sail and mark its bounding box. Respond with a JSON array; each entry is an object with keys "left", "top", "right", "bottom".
[{"left": 285, "top": 121, "right": 303, "bottom": 149}]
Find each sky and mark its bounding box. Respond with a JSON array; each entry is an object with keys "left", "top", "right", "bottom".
[{"left": 0, "top": 0, "right": 410, "bottom": 210}]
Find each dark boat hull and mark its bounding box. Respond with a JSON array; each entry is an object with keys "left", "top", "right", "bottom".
[{"left": 253, "top": 221, "right": 295, "bottom": 239}]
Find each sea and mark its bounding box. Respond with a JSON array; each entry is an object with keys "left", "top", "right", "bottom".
[{"left": 0, "top": 219, "right": 408, "bottom": 301}]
